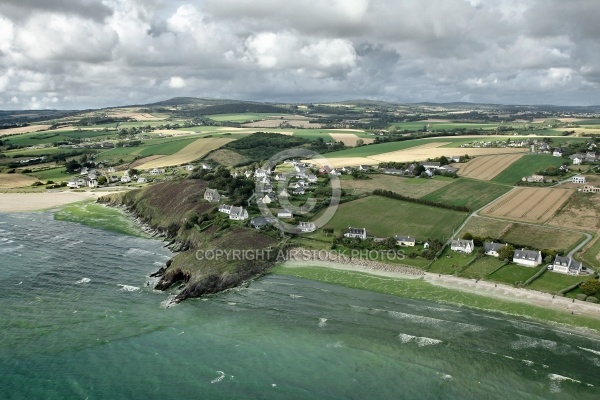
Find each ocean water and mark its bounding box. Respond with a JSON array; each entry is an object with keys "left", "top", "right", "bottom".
[{"left": 1, "top": 212, "right": 600, "bottom": 399}]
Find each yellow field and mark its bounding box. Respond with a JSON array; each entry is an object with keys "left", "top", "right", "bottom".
[
  {"left": 136, "top": 138, "right": 234, "bottom": 169},
  {"left": 481, "top": 187, "right": 574, "bottom": 223},
  {"left": 0, "top": 174, "right": 39, "bottom": 188},
  {"left": 0, "top": 125, "right": 52, "bottom": 136},
  {"left": 308, "top": 144, "right": 528, "bottom": 168},
  {"left": 458, "top": 154, "right": 524, "bottom": 180},
  {"left": 329, "top": 133, "right": 375, "bottom": 147}
]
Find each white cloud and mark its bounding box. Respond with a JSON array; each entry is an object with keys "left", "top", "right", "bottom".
[{"left": 168, "top": 76, "right": 186, "bottom": 88}]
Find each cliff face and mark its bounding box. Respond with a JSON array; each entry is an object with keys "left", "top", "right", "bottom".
[{"left": 99, "top": 180, "right": 280, "bottom": 302}]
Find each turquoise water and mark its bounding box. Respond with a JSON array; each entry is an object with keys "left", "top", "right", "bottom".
[{"left": 1, "top": 212, "right": 600, "bottom": 399}]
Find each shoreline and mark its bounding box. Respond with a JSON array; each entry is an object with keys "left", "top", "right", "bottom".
[
  {"left": 0, "top": 190, "right": 124, "bottom": 213},
  {"left": 281, "top": 258, "right": 600, "bottom": 322}
]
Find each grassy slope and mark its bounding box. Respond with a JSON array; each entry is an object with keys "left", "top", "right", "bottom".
[
  {"left": 491, "top": 154, "right": 565, "bottom": 185},
  {"left": 322, "top": 195, "right": 468, "bottom": 241},
  {"left": 421, "top": 178, "right": 511, "bottom": 210}
]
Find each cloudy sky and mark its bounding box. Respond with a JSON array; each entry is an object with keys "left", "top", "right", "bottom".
[{"left": 1, "top": 0, "right": 599, "bottom": 109}]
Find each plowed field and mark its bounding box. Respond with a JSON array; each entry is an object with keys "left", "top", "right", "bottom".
[{"left": 458, "top": 154, "right": 523, "bottom": 180}]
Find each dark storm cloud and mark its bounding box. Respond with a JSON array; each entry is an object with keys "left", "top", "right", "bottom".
[{"left": 1, "top": 0, "right": 113, "bottom": 22}]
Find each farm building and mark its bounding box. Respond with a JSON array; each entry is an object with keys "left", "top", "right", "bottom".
[
  {"left": 251, "top": 217, "right": 270, "bottom": 229},
  {"left": 572, "top": 175, "right": 586, "bottom": 184},
  {"left": 513, "top": 249, "right": 542, "bottom": 267},
  {"left": 344, "top": 227, "right": 367, "bottom": 240},
  {"left": 395, "top": 235, "right": 416, "bottom": 247},
  {"left": 550, "top": 256, "right": 584, "bottom": 275},
  {"left": 383, "top": 168, "right": 404, "bottom": 175},
  {"left": 422, "top": 162, "right": 441, "bottom": 170},
  {"left": 450, "top": 239, "right": 474, "bottom": 254},
  {"left": 121, "top": 175, "right": 131, "bottom": 183},
  {"left": 483, "top": 242, "right": 506, "bottom": 257},
  {"left": 204, "top": 189, "right": 221, "bottom": 203}
]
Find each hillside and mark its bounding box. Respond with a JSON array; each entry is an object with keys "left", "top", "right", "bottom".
[{"left": 99, "top": 180, "right": 280, "bottom": 302}]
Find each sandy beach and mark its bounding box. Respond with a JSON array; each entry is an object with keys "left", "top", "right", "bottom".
[
  {"left": 0, "top": 191, "right": 114, "bottom": 212},
  {"left": 283, "top": 257, "right": 600, "bottom": 320}
]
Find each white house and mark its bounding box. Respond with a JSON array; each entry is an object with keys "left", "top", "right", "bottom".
[
  {"left": 307, "top": 174, "right": 318, "bottom": 183},
  {"left": 570, "top": 154, "right": 584, "bottom": 165},
  {"left": 298, "top": 222, "right": 316, "bottom": 233},
  {"left": 513, "top": 249, "right": 542, "bottom": 267},
  {"left": 229, "top": 206, "right": 248, "bottom": 221},
  {"left": 137, "top": 177, "right": 147, "bottom": 183},
  {"left": 149, "top": 168, "right": 165, "bottom": 175},
  {"left": 121, "top": 175, "right": 131, "bottom": 183},
  {"left": 450, "top": 239, "right": 474, "bottom": 254},
  {"left": 552, "top": 148, "right": 563, "bottom": 157},
  {"left": 279, "top": 189, "right": 290, "bottom": 198},
  {"left": 218, "top": 204, "right": 233, "bottom": 214},
  {"left": 204, "top": 189, "right": 221, "bottom": 203},
  {"left": 201, "top": 164, "right": 213, "bottom": 170},
  {"left": 261, "top": 193, "right": 277, "bottom": 204},
  {"left": 67, "top": 178, "right": 85, "bottom": 188},
  {"left": 344, "top": 227, "right": 367, "bottom": 240},
  {"left": 186, "top": 165, "right": 195, "bottom": 171},
  {"left": 572, "top": 175, "right": 586, "bottom": 184},
  {"left": 483, "top": 242, "right": 506, "bottom": 257},
  {"left": 254, "top": 168, "right": 268, "bottom": 178},
  {"left": 277, "top": 210, "right": 293, "bottom": 219},
  {"left": 395, "top": 235, "right": 416, "bottom": 247},
  {"left": 422, "top": 161, "right": 441, "bottom": 170},
  {"left": 550, "top": 256, "right": 583, "bottom": 275},
  {"left": 87, "top": 179, "right": 98, "bottom": 188},
  {"left": 274, "top": 173, "right": 288, "bottom": 181}
]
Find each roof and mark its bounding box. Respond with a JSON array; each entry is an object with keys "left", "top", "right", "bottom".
[
  {"left": 513, "top": 249, "right": 541, "bottom": 260},
  {"left": 554, "top": 256, "right": 583, "bottom": 271},
  {"left": 346, "top": 227, "right": 366, "bottom": 234},
  {"left": 251, "top": 217, "right": 270, "bottom": 228},
  {"left": 395, "top": 235, "right": 415, "bottom": 243},
  {"left": 451, "top": 239, "right": 474, "bottom": 248},
  {"left": 484, "top": 242, "right": 505, "bottom": 253}
]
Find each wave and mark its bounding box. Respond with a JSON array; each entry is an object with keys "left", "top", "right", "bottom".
[
  {"left": 76, "top": 278, "right": 91, "bottom": 284},
  {"left": 318, "top": 318, "right": 327, "bottom": 328},
  {"left": 0, "top": 244, "right": 23, "bottom": 253},
  {"left": 160, "top": 295, "right": 178, "bottom": 308},
  {"left": 398, "top": 333, "right": 442, "bottom": 347},
  {"left": 289, "top": 294, "right": 303, "bottom": 298},
  {"left": 578, "top": 346, "right": 600, "bottom": 356},
  {"left": 548, "top": 373, "right": 581, "bottom": 393},
  {"left": 388, "top": 310, "right": 484, "bottom": 332},
  {"left": 211, "top": 371, "right": 226, "bottom": 384},
  {"left": 511, "top": 334, "right": 559, "bottom": 351},
  {"left": 118, "top": 284, "right": 140, "bottom": 292}
]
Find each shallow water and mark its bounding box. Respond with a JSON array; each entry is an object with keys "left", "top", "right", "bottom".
[{"left": 1, "top": 212, "right": 599, "bottom": 399}]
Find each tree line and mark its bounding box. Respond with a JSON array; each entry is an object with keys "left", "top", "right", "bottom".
[{"left": 373, "top": 189, "right": 470, "bottom": 212}]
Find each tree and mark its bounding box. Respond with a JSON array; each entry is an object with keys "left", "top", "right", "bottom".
[
  {"left": 97, "top": 176, "right": 107, "bottom": 185},
  {"left": 497, "top": 244, "right": 514, "bottom": 261},
  {"left": 580, "top": 279, "right": 600, "bottom": 296},
  {"left": 65, "top": 159, "right": 81, "bottom": 173},
  {"left": 356, "top": 139, "right": 364, "bottom": 146}
]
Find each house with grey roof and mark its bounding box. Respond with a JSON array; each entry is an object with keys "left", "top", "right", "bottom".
[
  {"left": 550, "top": 256, "right": 584, "bottom": 275},
  {"left": 229, "top": 206, "right": 248, "bottom": 221},
  {"left": 450, "top": 239, "right": 474, "bottom": 254},
  {"left": 204, "top": 189, "right": 221, "bottom": 203},
  {"left": 513, "top": 249, "right": 542, "bottom": 267},
  {"left": 484, "top": 242, "right": 506, "bottom": 257},
  {"left": 344, "top": 227, "right": 367, "bottom": 240},
  {"left": 298, "top": 222, "right": 316, "bottom": 233},
  {"left": 395, "top": 235, "right": 416, "bottom": 247}
]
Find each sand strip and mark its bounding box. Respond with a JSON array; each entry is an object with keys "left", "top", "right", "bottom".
[{"left": 0, "top": 191, "right": 120, "bottom": 212}]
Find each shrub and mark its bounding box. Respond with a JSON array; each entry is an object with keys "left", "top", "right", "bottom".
[
  {"left": 580, "top": 278, "right": 600, "bottom": 296},
  {"left": 575, "top": 294, "right": 588, "bottom": 301},
  {"left": 586, "top": 296, "right": 598, "bottom": 303}
]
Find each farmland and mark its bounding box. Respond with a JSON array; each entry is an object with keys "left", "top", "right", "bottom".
[
  {"left": 0, "top": 173, "right": 39, "bottom": 188},
  {"left": 488, "top": 264, "right": 540, "bottom": 286},
  {"left": 329, "top": 133, "right": 374, "bottom": 147},
  {"left": 421, "top": 179, "right": 511, "bottom": 210},
  {"left": 341, "top": 174, "right": 453, "bottom": 196},
  {"left": 457, "top": 154, "right": 523, "bottom": 180},
  {"left": 458, "top": 216, "right": 585, "bottom": 252},
  {"left": 135, "top": 137, "right": 234, "bottom": 169},
  {"left": 491, "top": 154, "right": 565, "bottom": 185},
  {"left": 322, "top": 195, "right": 468, "bottom": 241},
  {"left": 481, "top": 187, "right": 573, "bottom": 223}
]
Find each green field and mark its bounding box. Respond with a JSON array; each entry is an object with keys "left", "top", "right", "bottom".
[
  {"left": 391, "top": 121, "right": 501, "bottom": 131},
  {"left": 527, "top": 272, "right": 584, "bottom": 294},
  {"left": 3, "top": 130, "right": 114, "bottom": 146},
  {"left": 488, "top": 264, "right": 540, "bottom": 285},
  {"left": 274, "top": 265, "right": 600, "bottom": 331},
  {"left": 322, "top": 195, "right": 468, "bottom": 241},
  {"left": 491, "top": 155, "right": 565, "bottom": 185},
  {"left": 25, "top": 167, "right": 79, "bottom": 182},
  {"left": 461, "top": 257, "right": 507, "bottom": 279},
  {"left": 428, "top": 248, "right": 474, "bottom": 274},
  {"left": 138, "top": 138, "right": 198, "bottom": 157},
  {"left": 421, "top": 178, "right": 511, "bottom": 210},
  {"left": 292, "top": 131, "right": 335, "bottom": 141}
]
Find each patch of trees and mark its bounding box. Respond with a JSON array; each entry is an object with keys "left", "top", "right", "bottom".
[
  {"left": 373, "top": 189, "right": 470, "bottom": 212},
  {"left": 178, "top": 103, "right": 292, "bottom": 118},
  {"left": 224, "top": 132, "right": 309, "bottom": 161},
  {"left": 580, "top": 278, "right": 600, "bottom": 296},
  {"left": 77, "top": 117, "right": 132, "bottom": 126},
  {"left": 192, "top": 167, "right": 254, "bottom": 206}
]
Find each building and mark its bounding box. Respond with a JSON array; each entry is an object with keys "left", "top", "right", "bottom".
[
  {"left": 120, "top": 175, "right": 131, "bottom": 183},
  {"left": 383, "top": 168, "right": 404, "bottom": 175},
  {"left": 395, "top": 235, "right": 416, "bottom": 247},
  {"left": 450, "top": 239, "right": 474, "bottom": 254},
  {"left": 422, "top": 161, "right": 441, "bottom": 170},
  {"left": 277, "top": 210, "right": 293, "bottom": 219},
  {"left": 137, "top": 177, "right": 147, "bottom": 183},
  {"left": 298, "top": 222, "right": 316, "bottom": 233},
  {"left": 261, "top": 193, "right": 277, "bottom": 204},
  {"left": 218, "top": 204, "right": 233, "bottom": 214},
  {"left": 185, "top": 165, "right": 195, "bottom": 171},
  {"left": 251, "top": 216, "right": 271, "bottom": 229},
  {"left": 513, "top": 249, "right": 542, "bottom": 267},
  {"left": 344, "top": 227, "right": 367, "bottom": 240},
  {"left": 572, "top": 175, "right": 586, "bottom": 184},
  {"left": 552, "top": 148, "right": 563, "bottom": 157},
  {"left": 550, "top": 256, "right": 583, "bottom": 275},
  {"left": 204, "top": 189, "right": 221, "bottom": 203},
  {"left": 483, "top": 242, "right": 506, "bottom": 257},
  {"left": 67, "top": 178, "right": 85, "bottom": 188},
  {"left": 229, "top": 206, "right": 248, "bottom": 221},
  {"left": 582, "top": 185, "right": 600, "bottom": 193}
]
